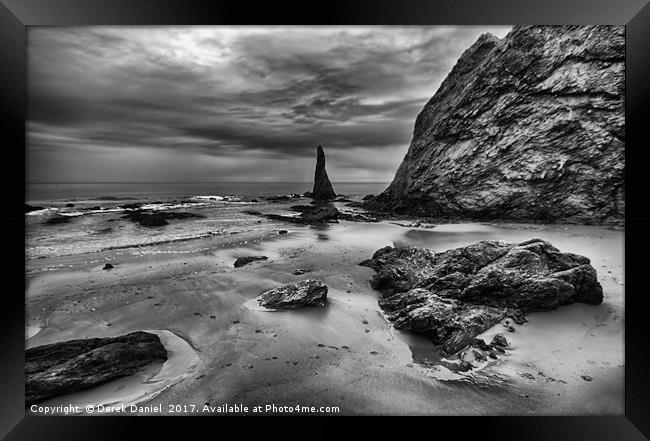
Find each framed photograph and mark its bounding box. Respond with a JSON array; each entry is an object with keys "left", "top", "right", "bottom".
[{"left": 2, "top": 0, "right": 649, "bottom": 439}]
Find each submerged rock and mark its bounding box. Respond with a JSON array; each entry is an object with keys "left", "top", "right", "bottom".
[
  {"left": 234, "top": 256, "right": 268, "bottom": 268},
  {"left": 25, "top": 331, "right": 167, "bottom": 405},
  {"left": 312, "top": 145, "right": 336, "bottom": 200},
  {"left": 257, "top": 280, "right": 328, "bottom": 309},
  {"left": 44, "top": 215, "right": 72, "bottom": 225},
  {"left": 25, "top": 204, "right": 44, "bottom": 213},
  {"left": 361, "top": 238, "right": 603, "bottom": 354},
  {"left": 121, "top": 210, "right": 202, "bottom": 227},
  {"left": 365, "top": 26, "right": 624, "bottom": 226}
]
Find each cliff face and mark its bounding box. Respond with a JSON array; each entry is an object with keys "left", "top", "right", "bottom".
[{"left": 368, "top": 26, "right": 624, "bottom": 225}]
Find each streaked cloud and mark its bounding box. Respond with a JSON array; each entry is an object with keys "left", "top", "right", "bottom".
[{"left": 27, "top": 25, "right": 512, "bottom": 182}]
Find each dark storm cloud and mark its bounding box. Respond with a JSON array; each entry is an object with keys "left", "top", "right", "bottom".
[{"left": 27, "top": 26, "right": 511, "bottom": 182}]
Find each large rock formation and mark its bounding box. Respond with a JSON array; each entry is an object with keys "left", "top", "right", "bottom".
[
  {"left": 312, "top": 145, "right": 336, "bottom": 200},
  {"left": 360, "top": 238, "right": 603, "bottom": 354},
  {"left": 257, "top": 280, "right": 328, "bottom": 309},
  {"left": 366, "top": 26, "right": 624, "bottom": 225},
  {"left": 26, "top": 331, "right": 167, "bottom": 405}
]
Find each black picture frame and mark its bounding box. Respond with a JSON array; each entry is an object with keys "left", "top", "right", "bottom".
[{"left": 2, "top": 0, "right": 649, "bottom": 439}]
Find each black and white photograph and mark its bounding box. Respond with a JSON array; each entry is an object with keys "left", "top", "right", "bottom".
[{"left": 24, "top": 24, "right": 625, "bottom": 416}]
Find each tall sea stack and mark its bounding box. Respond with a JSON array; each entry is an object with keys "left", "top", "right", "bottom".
[
  {"left": 366, "top": 25, "right": 624, "bottom": 225},
  {"left": 312, "top": 145, "right": 336, "bottom": 200}
]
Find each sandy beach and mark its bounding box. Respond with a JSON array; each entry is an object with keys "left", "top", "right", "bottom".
[{"left": 25, "top": 214, "right": 624, "bottom": 415}]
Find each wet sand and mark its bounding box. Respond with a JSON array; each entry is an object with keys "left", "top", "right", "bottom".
[{"left": 25, "top": 221, "right": 624, "bottom": 415}]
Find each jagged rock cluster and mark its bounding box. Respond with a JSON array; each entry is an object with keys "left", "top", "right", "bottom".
[
  {"left": 365, "top": 26, "right": 624, "bottom": 225},
  {"left": 360, "top": 238, "right": 603, "bottom": 354},
  {"left": 26, "top": 331, "right": 167, "bottom": 405}
]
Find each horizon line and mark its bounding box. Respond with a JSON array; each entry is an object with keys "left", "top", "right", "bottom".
[{"left": 26, "top": 181, "right": 391, "bottom": 184}]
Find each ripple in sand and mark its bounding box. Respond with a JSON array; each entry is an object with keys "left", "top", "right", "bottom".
[{"left": 26, "top": 324, "right": 42, "bottom": 340}]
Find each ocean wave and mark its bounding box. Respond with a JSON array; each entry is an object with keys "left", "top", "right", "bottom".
[
  {"left": 138, "top": 202, "right": 209, "bottom": 211},
  {"left": 189, "top": 195, "right": 247, "bottom": 203},
  {"left": 25, "top": 208, "right": 57, "bottom": 216},
  {"left": 26, "top": 229, "right": 230, "bottom": 260},
  {"left": 102, "top": 230, "right": 228, "bottom": 250}
]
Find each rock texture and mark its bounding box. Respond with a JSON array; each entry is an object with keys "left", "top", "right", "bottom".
[
  {"left": 257, "top": 280, "right": 328, "bottom": 309},
  {"left": 312, "top": 145, "right": 336, "bottom": 200},
  {"left": 366, "top": 26, "right": 624, "bottom": 225},
  {"left": 26, "top": 331, "right": 167, "bottom": 405},
  {"left": 360, "top": 238, "right": 603, "bottom": 354}
]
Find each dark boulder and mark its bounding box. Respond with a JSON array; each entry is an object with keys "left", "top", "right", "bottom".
[
  {"left": 278, "top": 230, "right": 288, "bottom": 235},
  {"left": 121, "top": 210, "right": 202, "bottom": 227},
  {"left": 289, "top": 204, "right": 317, "bottom": 213},
  {"left": 25, "top": 331, "right": 167, "bottom": 405},
  {"left": 312, "top": 145, "right": 336, "bottom": 200},
  {"left": 257, "top": 280, "right": 328, "bottom": 309},
  {"left": 262, "top": 204, "right": 340, "bottom": 226},
  {"left": 25, "top": 204, "right": 44, "bottom": 213},
  {"left": 300, "top": 204, "right": 339, "bottom": 223},
  {"left": 490, "top": 333, "right": 509, "bottom": 348},
  {"left": 234, "top": 256, "right": 268, "bottom": 268},
  {"left": 361, "top": 238, "right": 603, "bottom": 354},
  {"left": 119, "top": 203, "right": 143, "bottom": 210},
  {"left": 102, "top": 263, "right": 114, "bottom": 270},
  {"left": 44, "top": 216, "right": 71, "bottom": 225}
]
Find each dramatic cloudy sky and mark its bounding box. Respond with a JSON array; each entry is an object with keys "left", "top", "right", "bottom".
[{"left": 27, "top": 26, "right": 511, "bottom": 183}]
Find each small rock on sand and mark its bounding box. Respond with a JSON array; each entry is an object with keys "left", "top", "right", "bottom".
[
  {"left": 257, "top": 280, "right": 328, "bottom": 309},
  {"left": 234, "top": 256, "right": 268, "bottom": 268},
  {"left": 491, "top": 333, "right": 509, "bottom": 348}
]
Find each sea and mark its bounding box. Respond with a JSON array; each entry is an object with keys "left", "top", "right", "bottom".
[{"left": 25, "top": 182, "right": 388, "bottom": 261}]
